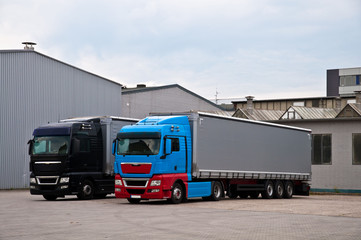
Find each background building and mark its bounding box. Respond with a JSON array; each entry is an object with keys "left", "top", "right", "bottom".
[
  {"left": 327, "top": 67, "right": 361, "bottom": 97},
  {"left": 121, "top": 84, "right": 229, "bottom": 119},
  {"left": 0, "top": 48, "right": 122, "bottom": 189},
  {"left": 233, "top": 94, "right": 361, "bottom": 193}
]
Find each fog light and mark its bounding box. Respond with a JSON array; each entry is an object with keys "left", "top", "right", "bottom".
[
  {"left": 115, "top": 188, "right": 121, "bottom": 192},
  {"left": 148, "top": 189, "right": 160, "bottom": 193},
  {"left": 61, "top": 185, "right": 68, "bottom": 189},
  {"left": 30, "top": 185, "right": 35, "bottom": 189}
]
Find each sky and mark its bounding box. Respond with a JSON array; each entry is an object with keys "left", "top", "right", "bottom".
[{"left": 1, "top": 0, "right": 360, "bottom": 102}]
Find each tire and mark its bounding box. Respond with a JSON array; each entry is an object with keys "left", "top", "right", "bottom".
[
  {"left": 43, "top": 195, "right": 57, "bottom": 201},
  {"left": 284, "top": 181, "right": 294, "bottom": 199},
  {"left": 127, "top": 198, "right": 141, "bottom": 204},
  {"left": 77, "top": 180, "right": 94, "bottom": 200},
  {"left": 262, "top": 180, "right": 274, "bottom": 199},
  {"left": 228, "top": 185, "right": 238, "bottom": 199},
  {"left": 170, "top": 182, "right": 184, "bottom": 204},
  {"left": 209, "top": 181, "right": 223, "bottom": 201},
  {"left": 274, "top": 181, "right": 284, "bottom": 199}
]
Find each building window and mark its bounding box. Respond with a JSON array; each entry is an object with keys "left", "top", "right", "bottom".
[
  {"left": 352, "top": 133, "right": 361, "bottom": 165},
  {"left": 312, "top": 134, "right": 331, "bottom": 165},
  {"left": 340, "top": 75, "right": 361, "bottom": 86}
]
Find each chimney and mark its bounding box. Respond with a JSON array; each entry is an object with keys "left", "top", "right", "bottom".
[
  {"left": 136, "top": 84, "right": 146, "bottom": 88},
  {"left": 355, "top": 91, "right": 361, "bottom": 109},
  {"left": 245, "top": 96, "right": 254, "bottom": 114},
  {"left": 22, "top": 42, "right": 36, "bottom": 50},
  {"left": 335, "top": 97, "right": 341, "bottom": 112}
]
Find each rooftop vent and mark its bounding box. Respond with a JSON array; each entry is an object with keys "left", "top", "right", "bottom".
[
  {"left": 22, "top": 42, "right": 36, "bottom": 50},
  {"left": 137, "top": 84, "right": 146, "bottom": 88}
]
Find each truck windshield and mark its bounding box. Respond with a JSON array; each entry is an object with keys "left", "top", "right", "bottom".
[
  {"left": 32, "top": 136, "right": 70, "bottom": 155},
  {"left": 117, "top": 138, "right": 160, "bottom": 155}
]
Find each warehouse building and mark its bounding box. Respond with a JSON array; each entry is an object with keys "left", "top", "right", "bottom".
[
  {"left": 0, "top": 47, "right": 122, "bottom": 189},
  {"left": 121, "top": 84, "right": 229, "bottom": 119}
]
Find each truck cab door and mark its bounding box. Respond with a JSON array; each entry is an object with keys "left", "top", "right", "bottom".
[{"left": 167, "top": 136, "right": 186, "bottom": 173}]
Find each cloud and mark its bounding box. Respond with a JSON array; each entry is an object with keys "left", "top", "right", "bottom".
[{"left": 1, "top": 0, "right": 360, "bottom": 101}]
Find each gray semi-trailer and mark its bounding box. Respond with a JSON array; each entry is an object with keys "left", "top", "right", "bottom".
[
  {"left": 28, "top": 116, "right": 138, "bottom": 200},
  {"left": 114, "top": 112, "right": 311, "bottom": 203}
]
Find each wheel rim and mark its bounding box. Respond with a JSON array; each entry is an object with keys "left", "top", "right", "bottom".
[
  {"left": 83, "top": 185, "right": 92, "bottom": 195},
  {"left": 286, "top": 184, "right": 293, "bottom": 195},
  {"left": 214, "top": 185, "right": 221, "bottom": 198},
  {"left": 267, "top": 184, "right": 273, "bottom": 196},
  {"left": 173, "top": 187, "right": 182, "bottom": 200},
  {"left": 277, "top": 185, "right": 283, "bottom": 196}
]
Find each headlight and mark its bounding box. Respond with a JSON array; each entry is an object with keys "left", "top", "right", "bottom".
[
  {"left": 60, "top": 177, "right": 69, "bottom": 183},
  {"left": 30, "top": 178, "right": 36, "bottom": 184},
  {"left": 150, "top": 180, "right": 161, "bottom": 186},
  {"left": 115, "top": 179, "right": 122, "bottom": 186}
]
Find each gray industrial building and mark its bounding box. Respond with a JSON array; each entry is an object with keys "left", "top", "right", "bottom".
[
  {"left": 121, "top": 84, "right": 228, "bottom": 119},
  {"left": 0, "top": 49, "right": 122, "bottom": 189}
]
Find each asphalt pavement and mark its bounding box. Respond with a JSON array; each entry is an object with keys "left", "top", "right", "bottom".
[{"left": 1, "top": 190, "right": 361, "bottom": 240}]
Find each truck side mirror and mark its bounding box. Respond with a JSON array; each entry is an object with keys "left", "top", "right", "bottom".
[
  {"left": 112, "top": 139, "right": 116, "bottom": 156},
  {"left": 165, "top": 138, "right": 172, "bottom": 155},
  {"left": 71, "top": 138, "right": 80, "bottom": 155},
  {"left": 27, "top": 140, "right": 33, "bottom": 155},
  {"left": 160, "top": 138, "right": 172, "bottom": 159}
]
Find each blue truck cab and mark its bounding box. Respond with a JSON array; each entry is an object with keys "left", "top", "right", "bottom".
[{"left": 113, "top": 115, "right": 215, "bottom": 204}]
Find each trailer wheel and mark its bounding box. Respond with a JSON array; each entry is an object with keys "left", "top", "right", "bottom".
[
  {"left": 127, "top": 198, "right": 141, "bottom": 204},
  {"left": 209, "top": 181, "right": 223, "bottom": 201},
  {"left": 43, "top": 195, "right": 57, "bottom": 201},
  {"left": 170, "top": 182, "right": 184, "bottom": 204},
  {"left": 262, "top": 180, "right": 274, "bottom": 199},
  {"left": 284, "top": 181, "right": 294, "bottom": 199},
  {"left": 77, "top": 180, "right": 94, "bottom": 200},
  {"left": 274, "top": 181, "right": 284, "bottom": 199}
]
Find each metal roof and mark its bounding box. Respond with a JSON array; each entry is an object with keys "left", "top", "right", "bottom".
[
  {"left": 282, "top": 106, "right": 338, "bottom": 119},
  {"left": 233, "top": 108, "right": 284, "bottom": 121}
]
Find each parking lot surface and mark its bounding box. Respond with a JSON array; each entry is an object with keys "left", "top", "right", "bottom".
[{"left": 1, "top": 190, "right": 361, "bottom": 239}]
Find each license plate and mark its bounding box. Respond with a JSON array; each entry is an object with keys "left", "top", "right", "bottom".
[{"left": 131, "top": 195, "right": 141, "bottom": 199}]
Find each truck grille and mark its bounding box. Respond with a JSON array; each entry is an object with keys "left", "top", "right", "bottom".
[
  {"left": 123, "top": 178, "right": 149, "bottom": 188},
  {"left": 36, "top": 176, "right": 59, "bottom": 185}
]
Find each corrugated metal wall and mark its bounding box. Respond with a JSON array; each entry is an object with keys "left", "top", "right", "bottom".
[{"left": 0, "top": 50, "right": 122, "bottom": 189}]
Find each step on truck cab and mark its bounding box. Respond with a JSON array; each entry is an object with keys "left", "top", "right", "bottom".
[
  {"left": 113, "top": 112, "right": 312, "bottom": 204},
  {"left": 28, "top": 116, "right": 138, "bottom": 201}
]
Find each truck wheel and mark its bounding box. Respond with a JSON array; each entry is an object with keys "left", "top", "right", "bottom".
[
  {"left": 170, "top": 182, "right": 184, "bottom": 204},
  {"left": 43, "top": 195, "right": 57, "bottom": 201},
  {"left": 262, "top": 180, "right": 274, "bottom": 199},
  {"left": 127, "top": 198, "right": 141, "bottom": 204},
  {"left": 77, "top": 180, "right": 94, "bottom": 200},
  {"left": 274, "top": 181, "right": 284, "bottom": 199},
  {"left": 209, "top": 181, "right": 223, "bottom": 201},
  {"left": 284, "top": 181, "right": 294, "bottom": 199}
]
